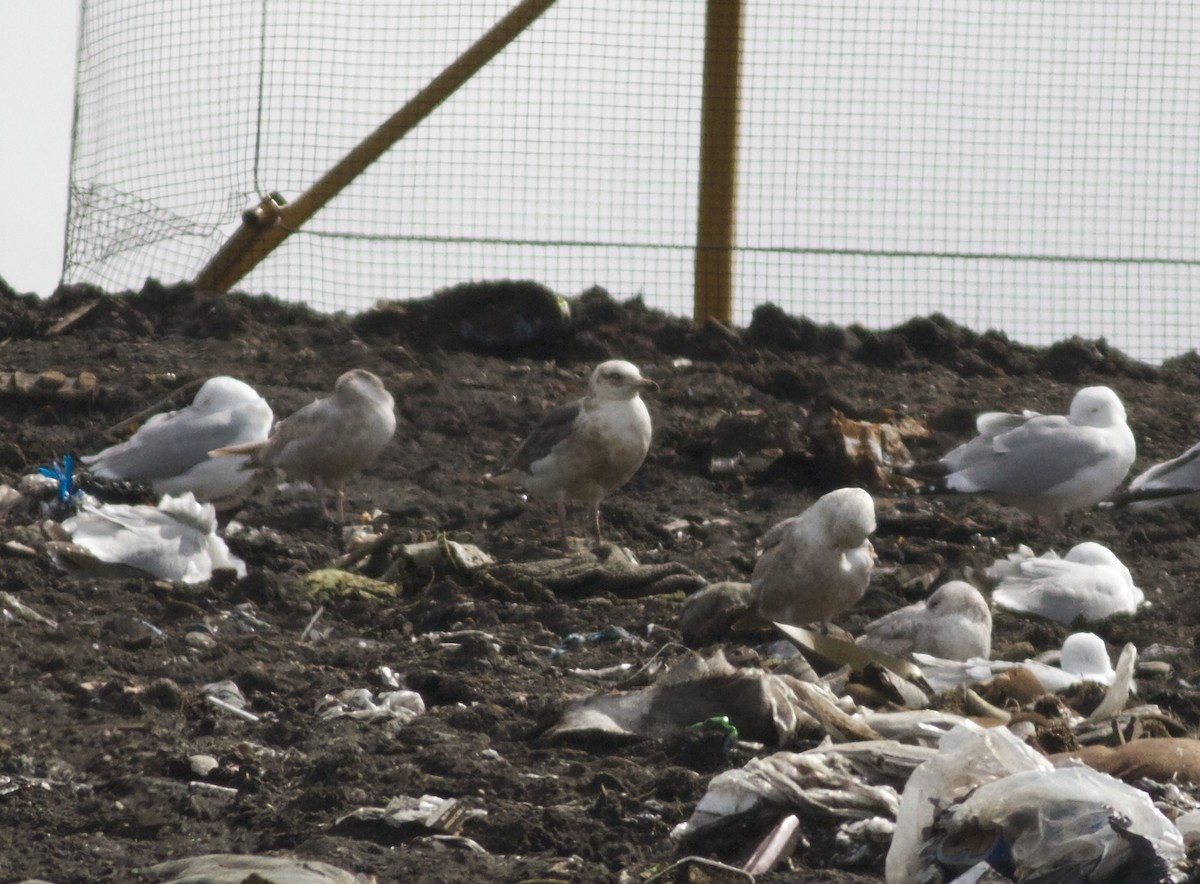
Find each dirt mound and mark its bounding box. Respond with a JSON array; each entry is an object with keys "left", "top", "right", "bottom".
[{"left": 1, "top": 275, "right": 1199, "bottom": 882}]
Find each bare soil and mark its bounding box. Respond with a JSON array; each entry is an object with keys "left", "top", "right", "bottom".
[{"left": 2, "top": 277, "right": 1200, "bottom": 883}]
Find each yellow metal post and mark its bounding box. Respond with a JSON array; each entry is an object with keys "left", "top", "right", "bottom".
[
  {"left": 194, "top": 0, "right": 560, "bottom": 294},
  {"left": 694, "top": 0, "right": 743, "bottom": 326}
]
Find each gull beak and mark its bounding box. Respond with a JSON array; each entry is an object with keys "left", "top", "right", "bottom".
[{"left": 637, "top": 377, "right": 660, "bottom": 393}]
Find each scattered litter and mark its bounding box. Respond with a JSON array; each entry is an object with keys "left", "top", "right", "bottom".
[
  {"left": 317, "top": 688, "right": 425, "bottom": 731},
  {"left": 806, "top": 406, "right": 929, "bottom": 492},
  {"left": 551, "top": 624, "right": 641, "bottom": 658},
  {"left": 135, "top": 852, "right": 371, "bottom": 884},
  {"left": 336, "top": 793, "right": 485, "bottom": 833},
  {"left": 886, "top": 721, "right": 1187, "bottom": 883},
  {"left": 484, "top": 541, "right": 705, "bottom": 602},
  {"left": 673, "top": 740, "right": 937, "bottom": 845},
  {"left": 46, "top": 492, "right": 245, "bottom": 584},
  {"left": 201, "top": 681, "right": 258, "bottom": 723},
  {"left": 0, "top": 591, "right": 58, "bottom": 629},
  {"left": 303, "top": 568, "right": 396, "bottom": 602},
  {"left": 545, "top": 651, "right": 824, "bottom": 746},
  {"left": 1056, "top": 737, "right": 1200, "bottom": 785},
  {"left": 643, "top": 856, "right": 752, "bottom": 884}
]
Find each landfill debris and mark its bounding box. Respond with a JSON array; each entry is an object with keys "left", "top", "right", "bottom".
[
  {"left": 544, "top": 651, "right": 823, "bottom": 746},
  {"left": 1056, "top": 737, "right": 1200, "bottom": 785},
  {"left": 0, "top": 369, "right": 98, "bottom": 400},
  {"left": 677, "top": 581, "right": 753, "bottom": 647},
  {"left": 201, "top": 680, "right": 258, "bottom": 723},
  {"left": 806, "top": 406, "right": 929, "bottom": 492},
  {"left": 317, "top": 688, "right": 425, "bottom": 731},
  {"left": 45, "top": 492, "right": 245, "bottom": 584},
  {"left": 673, "top": 740, "right": 937, "bottom": 845},
  {"left": 0, "top": 591, "right": 59, "bottom": 629},
  {"left": 303, "top": 568, "right": 396, "bottom": 602},
  {"left": 886, "top": 721, "right": 1187, "bottom": 883},
  {"left": 484, "top": 541, "right": 705, "bottom": 602},
  {"left": 134, "top": 852, "right": 372, "bottom": 883},
  {"left": 336, "top": 793, "right": 485, "bottom": 834}
]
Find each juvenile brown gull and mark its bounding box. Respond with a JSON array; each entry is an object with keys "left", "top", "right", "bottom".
[
  {"left": 491, "top": 359, "right": 656, "bottom": 543},
  {"left": 749, "top": 487, "right": 876, "bottom": 628},
  {"left": 856, "top": 580, "right": 991, "bottom": 661},
  {"left": 211, "top": 369, "right": 395, "bottom": 521}
]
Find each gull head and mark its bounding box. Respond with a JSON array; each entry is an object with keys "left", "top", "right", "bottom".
[
  {"left": 590, "top": 360, "right": 658, "bottom": 401},
  {"left": 815, "top": 487, "right": 877, "bottom": 549},
  {"left": 1068, "top": 385, "right": 1126, "bottom": 429}
]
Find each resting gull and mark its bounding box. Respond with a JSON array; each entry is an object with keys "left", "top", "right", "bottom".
[
  {"left": 81, "top": 376, "right": 273, "bottom": 501},
  {"left": 909, "top": 385, "right": 1136, "bottom": 520},
  {"left": 749, "top": 487, "right": 877, "bottom": 628},
  {"left": 1110, "top": 440, "right": 1200, "bottom": 510},
  {"left": 212, "top": 369, "right": 396, "bottom": 521},
  {"left": 987, "top": 540, "right": 1144, "bottom": 624},
  {"left": 856, "top": 580, "right": 991, "bottom": 661},
  {"left": 491, "top": 359, "right": 656, "bottom": 543}
]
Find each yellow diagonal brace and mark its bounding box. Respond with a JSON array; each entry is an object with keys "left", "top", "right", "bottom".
[{"left": 194, "top": 0, "right": 559, "bottom": 294}]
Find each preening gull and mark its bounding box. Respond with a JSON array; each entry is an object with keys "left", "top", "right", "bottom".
[
  {"left": 988, "top": 540, "right": 1143, "bottom": 624},
  {"left": 48, "top": 491, "right": 245, "bottom": 584},
  {"left": 211, "top": 369, "right": 396, "bottom": 521},
  {"left": 856, "top": 580, "right": 991, "bottom": 661},
  {"left": 81, "top": 376, "right": 273, "bottom": 501},
  {"left": 491, "top": 359, "right": 655, "bottom": 543},
  {"left": 910, "top": 385, "right": 1136, "bottom": 520},
  {"left": 1111, "top": 440, "right": 1200, "bottom": 510},
  {"left": 750, "top": 487, "right": 876, "bottom": 627}
]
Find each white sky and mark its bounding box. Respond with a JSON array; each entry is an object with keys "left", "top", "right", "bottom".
[{"left": 0, "top": 4, "right": 81, "bottom": 296}]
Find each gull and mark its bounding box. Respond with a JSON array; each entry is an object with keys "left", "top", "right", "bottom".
[
  {"left": 490, "top": 359, "right": 656, "bottom": 543},
  {"left": 81, "top": 376, "right": 273, "bottom": 501},
  {"left": 47, "top": 492, "right": 245, "bottom": 584},
  {"left": 914, "top": 632, "right": 1119, "bottom": 694},
  {"left": 1110, "top": 440, "right": 1200, "bottom": 510},
  {"left": 987, "top": 540, "right": 1144, "bottom": 624},
  {"left": 211, "top": 369, "right": 395, "bottom": 521},
  {"left": 908, "top": 385, "right": 1136, "bottom": 520},
  {"left": 749, "top": 487, "right": 877, "bottom": 628},
  {"left": 856, "top": 580, "right": 992, "bottom": 661}
]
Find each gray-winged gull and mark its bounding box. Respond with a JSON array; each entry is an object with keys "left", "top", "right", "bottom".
[
  {"left": 750, "top": 487, "right": 877, "bottom": 627},
  {"left": 491, "top": 359, "right": 656, "bottom": 543},
  {"left": 211, "top": 368, "right": 396, "bottom": 521},
  {"left": 1111, "top": 440, "right": 1200, "bottom": 510},
  {"left": 988, "top": 540, "right": 1144, "bottom": 624},
  {"left": 856, "top": 580, "right": 991, "bottom": 661},
  {"left": 910, "top": 385, "right": 1136, "bottom": 520},
  {"left": 81, "top": 376, "right": 273, "bottom": 501}
]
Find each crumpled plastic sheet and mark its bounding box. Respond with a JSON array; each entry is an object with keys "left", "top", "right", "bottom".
[
  {"left": 672, "top": 740, "right": 937, "bottom": 842},
  {"left": 886, "top": 722, "right": 1187, "bottom": 883}
]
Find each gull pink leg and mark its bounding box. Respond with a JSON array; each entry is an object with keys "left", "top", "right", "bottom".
[{"left": 589, "top": 500, "right": 602, "bottom": 542}]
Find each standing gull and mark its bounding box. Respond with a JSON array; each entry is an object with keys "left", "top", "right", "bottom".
[
  {"left": 909, "top": 385, "right": 1136, "bottom": 520},
  {"left": 81, "top": 376, "right": 273, "bottom": 501},
  {"left": 856, "top": 580, "right": 992, "bottom": 661},
  {"left": 212, "top": 369, "right": 396, "bottom": 521},
  {"left": 491, "top": 360, "right": 656, "bottom": 543},
  {"left": 749, "top": 487, "right": 877, "bottom": 628}
]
